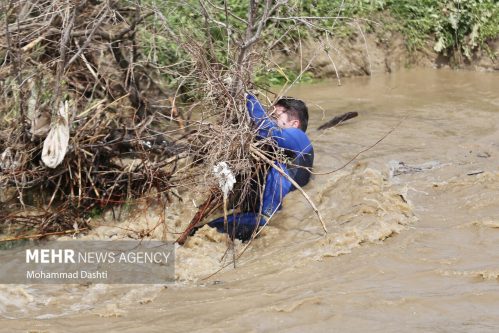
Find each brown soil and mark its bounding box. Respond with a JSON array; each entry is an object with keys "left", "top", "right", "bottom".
[{"left": 279, "top": 30, "right": 498, "bottom": 79}]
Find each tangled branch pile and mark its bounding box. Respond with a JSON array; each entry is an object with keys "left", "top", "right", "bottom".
[{"left": 0, "top": 0, "right": 188, "bottom": 234}]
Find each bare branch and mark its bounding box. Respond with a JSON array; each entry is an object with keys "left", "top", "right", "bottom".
[{"left": 65, "top": 4, "right": 108, "bottom": 70}]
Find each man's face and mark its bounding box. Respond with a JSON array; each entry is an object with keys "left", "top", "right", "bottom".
[{"left": 270, "top": 105, "right": 300, "bottom": 129}]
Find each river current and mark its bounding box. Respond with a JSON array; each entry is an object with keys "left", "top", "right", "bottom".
[{"left": 1, "top": 69, "right": 499, "bottom": 332}]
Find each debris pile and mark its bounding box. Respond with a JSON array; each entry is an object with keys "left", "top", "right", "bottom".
[{"left": 0, "top": 1, "right": 186, "bottom": 234}]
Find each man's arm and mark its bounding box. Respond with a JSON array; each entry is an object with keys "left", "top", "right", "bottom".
[{"left": 246, "top": 93, "right": 278, "bottom": 138}]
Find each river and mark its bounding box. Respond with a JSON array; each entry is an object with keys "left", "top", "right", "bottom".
[{"left": 1, "top": 68, "right": 499, "bottom": 332}]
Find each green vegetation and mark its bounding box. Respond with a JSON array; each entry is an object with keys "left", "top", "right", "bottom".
[
  {"left": 298, "top": 0, "right": 499, "bottom": 58},
  {"left": 295, "top": 0, "right": 499, "bottom": 59},
  {"left": 384, "top": 0, "right": 499, "bottom": 59}
]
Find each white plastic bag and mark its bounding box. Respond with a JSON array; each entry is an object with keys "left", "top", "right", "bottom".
[
  {"left": 213, "top": 162, "right": 236, "bottom": 197},
  {"left": 41, "top": 101, "right": 70, "bottom": 168}
]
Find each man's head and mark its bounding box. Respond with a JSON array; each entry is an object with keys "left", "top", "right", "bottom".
[{"left": 271, "top": 97, "right": 309, "bottom": 132}]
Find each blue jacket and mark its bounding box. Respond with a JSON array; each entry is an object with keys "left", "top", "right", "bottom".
[{"left": 208, "top": 94, "right": 314, "bottom": 240}]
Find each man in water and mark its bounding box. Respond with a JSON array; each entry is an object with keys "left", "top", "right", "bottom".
[{"left": 202, "top": 93, "right": 314, "bottom": 241}]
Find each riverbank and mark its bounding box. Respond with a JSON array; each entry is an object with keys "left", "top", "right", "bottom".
[{"left": 277, "top": 30, "right": 498, "bottom": 81}]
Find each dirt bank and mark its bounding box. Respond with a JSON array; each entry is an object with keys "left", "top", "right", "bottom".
[{"left": 278, "top": 29, "right": 499, "bottom": 79}]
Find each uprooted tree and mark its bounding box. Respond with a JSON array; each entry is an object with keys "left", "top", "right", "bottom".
[{"left": 0, "top": 0, "right": 339, "bottom": 241}]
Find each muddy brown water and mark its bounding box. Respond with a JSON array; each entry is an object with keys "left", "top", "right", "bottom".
[{"left": 1, "top": 69, "right": 499, "bottom": 332}]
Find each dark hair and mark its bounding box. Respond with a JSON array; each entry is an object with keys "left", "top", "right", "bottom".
[{"left": 275, "top": 97, "right": 309, "bottom": 132}]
